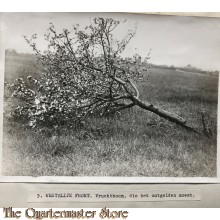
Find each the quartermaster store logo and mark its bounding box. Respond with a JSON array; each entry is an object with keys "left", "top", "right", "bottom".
[{"left": 2, "top": 207, "right": 129, "bottom": 219}]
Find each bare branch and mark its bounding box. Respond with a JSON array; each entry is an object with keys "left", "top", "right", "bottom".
[
  {"left": 127, "top": 79, "right": 140, "bottom": 99},
  {"left": 109, "top": 103, "right": 135, "bottom": 114}
]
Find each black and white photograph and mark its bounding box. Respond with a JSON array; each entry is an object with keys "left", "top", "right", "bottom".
[{"left": 1, "top": 12, "right": 219, "bottom": 179}]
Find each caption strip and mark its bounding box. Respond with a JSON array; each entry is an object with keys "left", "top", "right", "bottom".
[{"left": 28, "top": 189, "right": 201, "bottom": 203}]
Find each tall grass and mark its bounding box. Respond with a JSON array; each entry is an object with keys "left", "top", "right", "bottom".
[{"left": 3, "top": 110, "right": 217, "bottom": 176}]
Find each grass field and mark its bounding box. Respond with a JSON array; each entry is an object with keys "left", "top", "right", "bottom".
[{"left": 2, "top": 54, "right": 218, "bottom": 177}]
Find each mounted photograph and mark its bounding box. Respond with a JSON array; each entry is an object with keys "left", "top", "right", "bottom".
[{"left": 1, "top": 13, "right": 219, "bottom": 180}]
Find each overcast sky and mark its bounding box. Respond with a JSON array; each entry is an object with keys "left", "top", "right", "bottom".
[{"left": 1, "top": 12, "right": 220, "bottom": 71}]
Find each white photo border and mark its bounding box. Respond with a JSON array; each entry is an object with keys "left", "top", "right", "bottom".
[{"left": 0, "top": 12, "right": 219, "bottom": 183}]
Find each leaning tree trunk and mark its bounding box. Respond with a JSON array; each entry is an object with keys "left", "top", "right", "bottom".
[{"left": 130, "top": 96, "right": 200, "bottom": 133}]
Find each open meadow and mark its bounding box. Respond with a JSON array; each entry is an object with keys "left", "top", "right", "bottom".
[{"left": 2, "top": 54, "right": 218, "bottom": 177}]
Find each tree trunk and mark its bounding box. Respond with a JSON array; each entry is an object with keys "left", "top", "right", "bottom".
[{"left": 131, "top": 96, "right": 199, "bottom": 133}]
